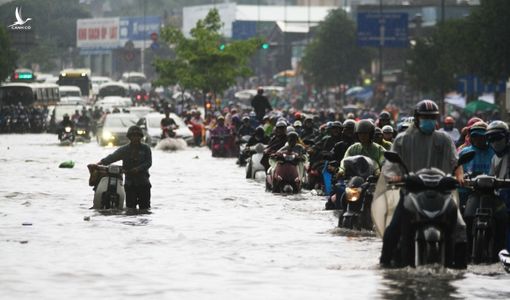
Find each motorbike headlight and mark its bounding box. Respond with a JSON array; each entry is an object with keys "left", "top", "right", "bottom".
[
  {"left": 345, "top": 187, "right": 362, "bottom": 202},
  {"left": 77, "top": 129, "right": 85, "bottom": 135},
  {"left": 64, "top": 126, "right": 72, "bottom": 133},
  {"left": 102, "top": 131, "right": 113, "bottom": 140}
]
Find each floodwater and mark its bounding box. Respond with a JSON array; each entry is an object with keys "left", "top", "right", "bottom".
[{"left": 0, "top": 134, "right": 509, "bottom": 299}]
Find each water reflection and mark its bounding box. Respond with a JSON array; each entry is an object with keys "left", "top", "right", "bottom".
[{"left": 379, "top": 268, "right": 464, "bottom": 299}]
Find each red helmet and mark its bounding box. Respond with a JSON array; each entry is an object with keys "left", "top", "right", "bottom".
[
  {"left": 466, "top": 117, "right": 483, "bottom": 128},
  {"left": 294, "top": 111, "right": 302, "bottom": 120},
  {"left": 444, "top": 116, "right": 455, "bottom": 125}
]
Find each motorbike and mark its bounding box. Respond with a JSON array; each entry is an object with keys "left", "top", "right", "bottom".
[
  {"left": 245, "top": 143, "right": 267, "bottom": 179},
  {"left": 338, "top": 155, "right": 379, "bottom": 230},
  {"left": 75, "top": 124, "right": 91, "bottom": 143},
  {"left": 382, "top": 150, "right": 475, "bottom": 267},
  {"left": 30, "top": 114, "right": 46, "bottom": 133},
  {"left": 236, "top": 135, "right": 252, "bottom": 166},
  {"left": 211, "top": 133, "right": 237, "bottom": 158},
  {"left": 463, "top": 175, "right": 510, "bottom": 263},
  {"left": 59, "top": 126, "right": 75, "bottom": 146},
  {"left": 16, "top": 112, "right": 31, "bottom": 133},
  {"left": 266, "top": 150, "right": 303, "bottom": 194},
  {"left": 87, "top": 164, "right": 125, "bottom": 210}
]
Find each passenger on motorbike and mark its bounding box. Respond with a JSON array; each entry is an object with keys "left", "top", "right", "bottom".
[
  {"left": 440, "top": 116, "right": 461, "bottom": 144},
  {"left": 331, "top": 119, "right": 357, "bottom": 161},
  {"left": 374, "top": 127, "right": 392, "bottom": 150},
  {"left": 377, "top": 111, "right": 392, "bottom": 129},
  {"left": 379, "top": 99, "right": 466, "bottom": 268},
  {"left": 238, "top": 116, "right": 255, "bottom": 137},
  {"left": 382, "top": 125, "right": 395, "bottom": 143},
  {"left": 93, "top": 125, "right": 152, "bottom": 210},
  {"left": 487, "top": 120, "right": 510, "bottom": 265},
  {"left": 301, "top": 117, "right": 318, "bottom": 141},
  {"left": 57, "top": 114, "right": 75, "bottom": 140}
]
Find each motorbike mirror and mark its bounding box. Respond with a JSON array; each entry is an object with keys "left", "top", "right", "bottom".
[
  {"left": 384, "top": 151, "right": 409, "bottom": 174},
  {"left": 457, "top": 150, "right": 476, "bottom": 166}
]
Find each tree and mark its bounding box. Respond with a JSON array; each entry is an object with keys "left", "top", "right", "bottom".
[
  {"left": 154, "top": 9, "right": 260, "bottom": 111},
  {"left": 0, "top": 27, "right": 18, "bottom": 82},
  {"left": 301, "top": 8, "right": 373, "bottom": 89},
  {"left": 406, "top": 19, "right": 472, "bottom": 99}
]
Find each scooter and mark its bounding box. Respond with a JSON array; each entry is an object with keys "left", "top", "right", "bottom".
[
  {"left": 245, "top": 143, "right": 266, "bottom": 179},
  {"left": 267, "top": 151, "right": 303, "bottom": 194},
  {"left": 75, "top": 125, "right": 91, "bottom": 143},
  {"left": 87, "top": 164, "right": 125, "bottom": 210},
  {"left": 59, "top": 126, "right": 75, "bottom": 146},
  {"left": 382, "top": 150, "right": 475, "bottom": 267},
  {"left": 463, "top": 175, "right": 510, "bottom": 263}
]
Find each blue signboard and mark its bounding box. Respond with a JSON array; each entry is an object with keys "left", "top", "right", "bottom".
[
  {"left": 119, "top": 16, "right": 161, "bottom": 41},
  {"left": 232, "top": 21, "right": 257, "bottom": 40},
  {"left": 357, "top": 12, "right": 408, "bottom": 48},
  {"left": 456, "top": 75, "right": 506, "bottom": 95}
]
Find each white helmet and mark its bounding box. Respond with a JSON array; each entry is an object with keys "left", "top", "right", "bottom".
[{"left": 382, "top": 125, "right": 394, "bottom": 133}]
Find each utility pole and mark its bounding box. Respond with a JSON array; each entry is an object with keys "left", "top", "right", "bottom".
[{"left": 378, "top": 0, "right": 383, "bottom": 84}]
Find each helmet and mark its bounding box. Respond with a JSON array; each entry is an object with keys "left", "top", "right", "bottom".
[
  {"left": 444, "top": 116, "right": 455, "bottom": 124},
  {"left": 356, "top": 119, "right": 375, "bottom": 134},
  {"left": 332, "top": 121, "right": 343, "bottom": 129},
  {"left": 382, "top": 125, "right": 394, "bottom": 133},
  {"left": 487, "top": 120, "right": 509, "bottom": 136},
  {"left": 287, "top": 131, "right": 299, "bottom": 139},
  {"left": 326, "top": 121, "right": 334, "bottom": 129},
  {"left": 346, "top": 112, "right": 356, "bottom": 120},
  {"left": 374, "top": 127, "right": 383, "bottom": 135},
  {"left": 379, "top": 111, "right": 391, "bottom": 120},
  {"left": 465, "top": 117, "right": 483, "bottom": 129},
  {"left": 242, "top": 116, "right": 250, "bottom": 122},
  {"left": 287, "top": 126, "right": 295, "bottom": 132},
  {"left": 126, "top": 126, "right": 143, "bottom": 138},
  {"left": 293, "top": 120, "right": 302, "bottom": 127},
  {"left": 294, "top": 112, "right": 302, "bottom": 120},
  {"left": 255, "top": 126, "right": 265, "bottom": 135},
  {"left": 469, "top": 121, "right": 488, "bottom": 136},
  {"left": 257, "top": 87, "right": 264, "bottom": 94},
  {"left": 414, "top": 100, "right": 440, "bottom": 117},
  {"left": 343, "top": 119, "right": 356, "bottom": 130},
  {"left": 275, "top": 120, "right": 287, "bottom": 128},
  {"left": 63, "top": 114, "right": 70, "bottom": 120},
  {"left": 217, "top": 115, "right": 225, "bottom": 121}
]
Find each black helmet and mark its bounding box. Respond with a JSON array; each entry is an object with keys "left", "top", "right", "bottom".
[
  {"left": 379, "top": 111, "right": 391, "bottom": 120},
  {"left": 356, "top": 119, "right": 375, "bottom": 134},
  {"left": 332, "top": 121, "right": 343, "bottom": 129},
  {"left": 414, "top": 100, "right": 439, "bottom": 117},
  {"left": 287, "top": 131, "right": 299, "bottom": 139},
  {"left": 255, "top": 126, "right": 265, "bottom": 135},
  {"left": 126, "top": 125, "right": 143, "bottom": 138},
  {"left": 275, "top": 120, "right": 287, "bottom": 128},
  {"left": 343, "top": 119, "right": 356, "bottom": 130}
]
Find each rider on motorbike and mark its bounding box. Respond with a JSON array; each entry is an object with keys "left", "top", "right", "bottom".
[
  {"left": 379, "top": 99, "right": 467, "bottom": 268},
  {"left": 331, "top": 119, "right": 357, "bottom": 161},
  {"left": 261, "top": 121, "right": 288, "bottom": 171},
  {"left": 160, "top": 110, "right": 179, "bottom": 139},
  {"left": 57, "top": 114, "right": 75, "bottom": 140},
  {"left": 270, "top": 131, "right": 308, "bottom": 185},
  {"left": 338, "top": 120, "right": 386, "bottom": 175},
  {"left": 382, "top": 125, "right": 395, "bottom": 143},
  {"left": 374, "top": 127, "right": 392, "bottom": 150},
  {"left": 487, "top": 120, "right": 510, "bottom": 266}
]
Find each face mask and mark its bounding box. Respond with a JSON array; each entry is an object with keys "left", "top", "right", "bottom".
[
  {"left": 490, "top": 138, "right": 507, "bottom": 153},
  {"left": 419, "top": 119, "right": 436, "bottom": 135}
]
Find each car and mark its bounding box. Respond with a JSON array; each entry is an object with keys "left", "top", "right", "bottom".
[
  {"left": 94, "top": 96, "right": 132, "bottom": 112},
  {"left": 58, "top": 86, "right": 86, "bottom": 105},
  {"left": 137, "top": 112, "right": 194, "bottom": 147},
  {"left": 50, "top": 104, "right": 86, "bottom": 132},
  {"left": 97, "top": 113, "right": 140, "bottom": 146},
  {"left": 125, "top": 106, "right": 156, "bottom": 119}
]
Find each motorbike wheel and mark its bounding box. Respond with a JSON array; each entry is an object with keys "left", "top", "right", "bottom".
[
  {"left": 342, "top": 216, "right": 354, "bottom": 229},
  {"left": 472, "top": 229, "right": 488, "bottom": 264},
  {"left": 415, "top": 240, "right": 444, "bottom": 266}
]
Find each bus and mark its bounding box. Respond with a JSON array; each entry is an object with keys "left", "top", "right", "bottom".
[
  {"left": 58, "top": 68, "right": 92, "bottom": 99},
  {"left": 0, "top": 83, "right": 60, "bottom": 107}
]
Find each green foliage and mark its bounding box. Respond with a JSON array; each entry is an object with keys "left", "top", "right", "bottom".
[
  {"left": 154, "top": 8, "right": 260, "bottom": 96},
  {"left": 0, "top": 27, "right": 18, "bottom": 82},
  {"left": 301, "top": 8, "right": 373, "bottom": 88}
]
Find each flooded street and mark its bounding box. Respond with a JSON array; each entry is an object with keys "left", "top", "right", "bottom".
[{"left": 1, "top": 134, "right": 509, "bottom": 299}]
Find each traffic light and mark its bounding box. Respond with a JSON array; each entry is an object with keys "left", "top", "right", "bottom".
[
  {"left": 261, "top": 43, "right": 269, "bottom": 50},
  {"left": 219, "top": 43, "right": 226, "bottom": 51}
]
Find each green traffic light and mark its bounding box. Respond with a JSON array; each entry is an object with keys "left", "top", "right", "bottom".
[
  {"left": 261, "top": 43, "right": 269, "bottom": 50},
  {"left": 219, "top": 44, "right": 226, "bottom": 51}
]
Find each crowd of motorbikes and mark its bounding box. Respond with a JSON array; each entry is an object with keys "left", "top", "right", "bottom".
[
  {"left": 0, "top": 105, "right": 49, "bottom": 133},
  {"left": 203, "top": 109, "right": 510, "bottom": 271}
]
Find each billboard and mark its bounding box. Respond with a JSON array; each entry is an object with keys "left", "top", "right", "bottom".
[
  {"left": 77, "top": 18, "right": 120, "bottom": 48},
  {"left": 357, "top": 12, "right": 408, "bottom": 48},
  {"left": 119, "top": 16, "right": 161, "bottom": 47}
]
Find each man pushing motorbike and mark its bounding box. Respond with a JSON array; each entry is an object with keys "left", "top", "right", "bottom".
[{"left": 90, "top": 126, "right": 152, "bottom": 210}]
